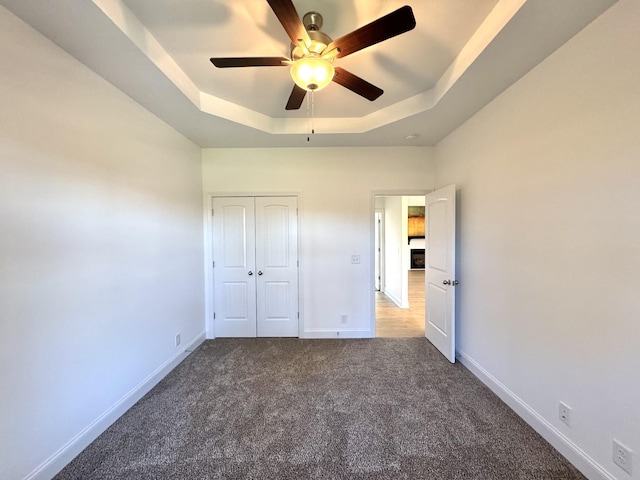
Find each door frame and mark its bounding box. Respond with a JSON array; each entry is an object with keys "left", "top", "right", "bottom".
[
  {"left": 203, "top": 192, "right": 303, "bottom": 339},
  {"left": 370, "top": 190, "right": 430, "bottom": 337},
  {"left": 374, "top": 209, "right": 385, "bottom": 292}
]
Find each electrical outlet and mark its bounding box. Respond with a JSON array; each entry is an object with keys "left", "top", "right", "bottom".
[
  {"left": 175, "top": 333, "right": 181, "bottom": 347},
  {"left": 613, "top": 439, "right": 633, "bottom": 474},
  {"left": 340, "top": 314, "right": 347, "bottom": 324},
  {"left": 351, "top": 255, "right": 360, "bottom": 264},
  {"left": 559, "top": 401, "right": 571, "bottom": 426}
]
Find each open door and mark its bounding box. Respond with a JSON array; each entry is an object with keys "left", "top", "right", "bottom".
[{"left": 425, "top": 185, "right": 457, "bottom": 362}]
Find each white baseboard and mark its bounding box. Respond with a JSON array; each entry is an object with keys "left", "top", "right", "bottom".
[
  {"left": 382, "top": 289, "right": 403, "bottom": 308},
  {"left": 302, "top": 328, "right": 372, "bottom": 339},
  {"left": 26, "top": 332, "right": 207, "bottom": 480},
  {"left": 456, "top": 349, "right": 616, "bottom": 480}
]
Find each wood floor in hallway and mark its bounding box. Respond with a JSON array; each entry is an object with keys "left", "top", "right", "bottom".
[{"left": 376, "top": 270, "right": 425, "bottom": 337}]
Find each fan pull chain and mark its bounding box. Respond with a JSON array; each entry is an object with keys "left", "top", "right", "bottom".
[
  {"left": 307, "top": 91, "right": 315, "bottom": 142},
  {"left": 307, "top": 93, "right": 310, "bottom": 141}
]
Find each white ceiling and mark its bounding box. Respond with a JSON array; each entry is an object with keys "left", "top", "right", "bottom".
[{"left": 2, "top": 0, "right": 617, "bottom": 148}]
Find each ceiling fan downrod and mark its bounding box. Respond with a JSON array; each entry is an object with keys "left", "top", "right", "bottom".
[{"left": 291, "top": 12, "right": 333, "bottom": 60}]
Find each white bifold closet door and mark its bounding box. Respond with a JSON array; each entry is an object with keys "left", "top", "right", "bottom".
[{"left": 212, "top": 196, "right": 298, "bottom": 337}]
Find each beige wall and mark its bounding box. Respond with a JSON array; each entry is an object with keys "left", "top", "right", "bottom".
[
  {"left": 202, "top": 147, "right": 435, "bottom": 337},
  {"left": 435, "top": 0, "right": 640, "bottom": 477}
]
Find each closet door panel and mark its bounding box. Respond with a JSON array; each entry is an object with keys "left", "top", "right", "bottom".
[
  {"left": 212, "top": 197, "right": 257, "bottom": 337},
  {"left": 255, "top": 197, "right": 298, "bottom": 337}
]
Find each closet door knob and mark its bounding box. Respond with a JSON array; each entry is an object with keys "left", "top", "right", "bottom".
[
  {"left": 443, "top": 279, "right": 451, "bottom": 285},
  {"left": 248, "top": 271, "right": 253, "bottom": 276},
  {"left": 258, "top": 271, "right": 263, "bottom": 276}
]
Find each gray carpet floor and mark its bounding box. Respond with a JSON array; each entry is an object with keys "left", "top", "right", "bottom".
[{"left": 55, "top": 338, "right": 585, "bottom": 479}]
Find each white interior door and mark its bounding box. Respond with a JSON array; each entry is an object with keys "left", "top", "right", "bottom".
[
  {"left": 212, "top": 196, "right": 298, "bottom": 338},
  {"left": 425, "top": 185, "right": 457, "bottom": 362},
  {"left": 212, "top": 197, "right": 257, "bottom": 337},
  {"left": 255, "top": 197, "right": 298, "bottom": 337}
]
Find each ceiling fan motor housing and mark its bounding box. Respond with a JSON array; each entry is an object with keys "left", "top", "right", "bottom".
[{"left": 291, "top": 12, "right": 333, "bottom": 59}]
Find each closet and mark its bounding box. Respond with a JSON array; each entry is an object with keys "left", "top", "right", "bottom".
[{"left": 212, "top": 196, "right": 298, "bottom": 337}]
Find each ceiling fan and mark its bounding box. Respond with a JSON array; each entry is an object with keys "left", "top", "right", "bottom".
[{"left": 210, "top": 0, "right": 416, "bottom": 110}]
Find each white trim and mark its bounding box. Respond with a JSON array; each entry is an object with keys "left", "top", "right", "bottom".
[
  {"left": 457, "top": 349, "right": 616, "bottom": 480},
  {"left": 382, "top": 289, "right": 403, "bottom": 309},
  {"left": 302, "top": 328, "right": 372, "bottom": 339},
  {"left": 374, "top": 208, "right": 386, "bottom": 295},
  {"left": 203, "top": 193, "right": 215, "bottom": 339},
  {"left": 26, "top": 332, "right": 207, "bottom": 480},
  {"left": 370, "top": 195, "right": 378, "bottom": 337}
]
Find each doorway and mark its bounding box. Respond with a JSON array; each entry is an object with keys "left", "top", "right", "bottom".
[{"left": 374, "top": 195, "right": 425, "bottom": 337}]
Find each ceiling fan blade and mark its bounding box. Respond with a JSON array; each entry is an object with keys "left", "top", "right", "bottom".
[
  {"left": 210, "top": 57, "right": 289, "bottom": 68},
  {"left": 266, "top": 0, "right": 311, "bottom": 46},
  {"left": 285, "top": 84, "right": 307, "bottom": 110},
  {"left": 332, "top": 67, "right": 383, "bottom": 101},
  {"left": 327, "top": 5, "right": 416, "bottom": 59}
]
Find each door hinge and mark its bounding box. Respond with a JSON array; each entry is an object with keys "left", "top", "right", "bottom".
[
  {"left": 211, "top": 209, "right": 214, "bottom": 216},
  {"left": 297, "top": 312, "right": 299, "bottom": 319},
  {"left": 212, "top": 261, "right": 215, "bottom": 268},
  {"left": 297, "top": 260, "right": 299, "bottom": 267},
  {"left": 213, "top": 312, "right": 216, "bottom": 319}
]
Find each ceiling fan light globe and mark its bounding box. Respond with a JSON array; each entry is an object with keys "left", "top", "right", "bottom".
[
  {"left": 298, "top": 64, "right": 313, "bottom": 82},
  {"left": 313, "top": 66, "right": 328, "bottom": 82},
  {"left": 290, "top": 56, "right": 334, "bottom": 92}
]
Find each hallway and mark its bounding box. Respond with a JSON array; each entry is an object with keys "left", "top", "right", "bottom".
[{"left": 376, "top": 270, "right": 425, "bottom": 337}]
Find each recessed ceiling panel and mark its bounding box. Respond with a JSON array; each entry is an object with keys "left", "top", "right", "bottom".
[{"left": 123, "top": 0, "right": 500, "bottom": 117}]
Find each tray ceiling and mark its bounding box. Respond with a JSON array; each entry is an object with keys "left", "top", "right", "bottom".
[{"left": 1, "top": 0, "right": 618, "bottom": 147}]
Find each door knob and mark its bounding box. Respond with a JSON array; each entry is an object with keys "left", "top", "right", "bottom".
[
  {"left": 248, "top": 271, "right": 253, "bottom": 276},
  {"left": 258, "top": 271, "right": 263, "bottom": 276},
  {"left": 443, "top": 279, "right": 451, "bottom": 285}
]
